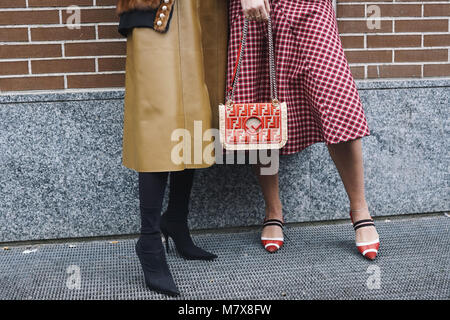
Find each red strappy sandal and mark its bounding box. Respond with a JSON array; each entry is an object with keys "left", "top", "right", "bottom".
[
  {"left": 261, "top": 219, "right": 284, "bottom": 253},
  {"left": 350, "top": 208, "right": 380, "bottom": 260}
]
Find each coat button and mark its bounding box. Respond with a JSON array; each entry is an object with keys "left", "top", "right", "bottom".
[
  {"left": 164, "top": 0, "right": 169, "bottom": 3},
  {"left": 160, "top": 13, "right": 165, "bottom": 18},
  {"left": 157, "top": 20, "right": 163, "bottom": 26},
  {"left": 162, "top": 5, "right": 168, "bottom": 11}
]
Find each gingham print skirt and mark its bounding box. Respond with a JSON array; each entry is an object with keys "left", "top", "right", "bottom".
[{"left": 227, "top": 0, "right": 371, "bottom": 155}]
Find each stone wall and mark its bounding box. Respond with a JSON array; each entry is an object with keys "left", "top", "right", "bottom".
[{"left": 1, "top": 78, "right": 448, "bottom": 242}]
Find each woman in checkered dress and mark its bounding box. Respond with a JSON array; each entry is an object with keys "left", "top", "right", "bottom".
[{"left": 229, "top": 0, "right": 380, "bottom": 259}]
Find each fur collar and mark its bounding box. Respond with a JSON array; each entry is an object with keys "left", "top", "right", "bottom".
[{"left": 116, "top": 0, "right": 161, "bottom": 15}]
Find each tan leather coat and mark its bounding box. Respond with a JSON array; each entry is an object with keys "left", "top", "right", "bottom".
[{"left": 121, "top": 0, "right": 228, "bottom": 172}]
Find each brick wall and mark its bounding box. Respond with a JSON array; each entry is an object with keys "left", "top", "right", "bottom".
[
  {"left": 338, "top": 0, "right": 450, "bottom": 79},
  {"left": 0, "top": 0, "right": 449, "bottom": 92},
  {"left": 0, "top": 0, "right": 124, "bottom": 92}
]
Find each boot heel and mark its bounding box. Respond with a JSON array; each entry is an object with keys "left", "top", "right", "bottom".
[
  {"left": 162, "top": 232, "right": 170, "bottom": 253},
  {"left": 160, "top": 211, "right": 217, "bottom": 261}
]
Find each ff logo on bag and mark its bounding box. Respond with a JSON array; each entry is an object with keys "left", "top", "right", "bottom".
[
  {"left": 219, "top": 102, "right": 287, "bottom": 149},
  {"left": 219, "top": 16, "right": 288, "bottom": 151}
]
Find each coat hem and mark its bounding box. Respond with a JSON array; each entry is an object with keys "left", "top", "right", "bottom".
[{"left": 122, "top": 161, "right": 215, "bottom": 173}]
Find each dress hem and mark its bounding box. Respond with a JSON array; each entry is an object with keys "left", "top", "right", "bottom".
[{"left": 279, "top": 131, "right": 371, "bottom": 156}]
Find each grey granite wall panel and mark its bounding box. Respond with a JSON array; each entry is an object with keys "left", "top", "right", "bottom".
[{"left": 1, "top": 79, "right": 449, "bottom": 242}]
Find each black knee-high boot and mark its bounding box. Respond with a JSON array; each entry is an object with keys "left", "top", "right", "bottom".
[
  {"left": 136, "top": 172, "right": 180, "bottom": 296},
  {"left": 160, "top": 169, "right": 217, "bottom": 260}
]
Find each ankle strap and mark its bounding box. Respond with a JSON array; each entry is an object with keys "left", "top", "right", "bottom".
[
  {"left": 263, "top": 219, "right": 284, "bottom": 229},
  {"left": 352, "top": 218, "right": 375, "bottom": 231}
]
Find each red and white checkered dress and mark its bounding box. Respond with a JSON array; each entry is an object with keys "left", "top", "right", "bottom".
[{"left": 227, "top": 0, "right": 371, "bottom": 155}]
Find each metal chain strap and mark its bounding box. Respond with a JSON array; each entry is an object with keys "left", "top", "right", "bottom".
[
  {"left": 227, "top": 16, "right": 279, "bottom": 104},
  {"left": 227, "top": 18, "right": 248, "bottom": 103},
  {"left": 267, "top": 16, "right": 278, "bottom": 103}
]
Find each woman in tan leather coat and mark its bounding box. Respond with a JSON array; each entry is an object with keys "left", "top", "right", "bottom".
[{"left": 116, "top": 0, "right": 227, "bottom": 296}]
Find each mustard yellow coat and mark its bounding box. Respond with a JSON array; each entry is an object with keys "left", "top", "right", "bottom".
[{"left": 122, "top": 0, "right": 228, "bottom": 172}]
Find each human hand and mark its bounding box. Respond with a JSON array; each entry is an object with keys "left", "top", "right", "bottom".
[{"left": 240, "top": 0, "right": 271, "bottom": 22}]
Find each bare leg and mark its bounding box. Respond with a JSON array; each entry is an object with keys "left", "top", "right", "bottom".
[
  {"left": 326, "top": 138, "right": 379, "bottom": 243},
  {"left": 252, "top": 164, "right": 284, "bottom": 239}
]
